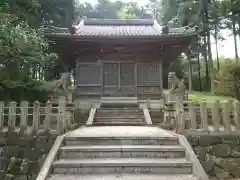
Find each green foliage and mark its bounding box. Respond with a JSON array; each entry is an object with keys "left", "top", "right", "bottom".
[
  {"left": 0, "top": 2, "right": 59, "bottom": 102},
  {"left": 215, "top": 59, "right": 240, "bottom": 100},
  {"left": 118, "top": 4, "right": 140, "bottom": 19},
  {"left": 168, "top": 57, "right": 186, "bottom": 79},
  {"left": 191, "top": 72, "right": 210, "bottom": 91},
  {"left": 75, "top": 0, "right": 150, "bottom": 19},
  {"left": 0, "top": 11, "right": 58, "bottom": 80},
  {"left": 0, "top": 80, "right": 48, "bottom": 103},
  {"left": 40, "top": 0, "right": 74, "bottom": 27}
]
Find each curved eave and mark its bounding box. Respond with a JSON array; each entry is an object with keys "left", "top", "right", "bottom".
[{"left": 44, "top": 32, "right": 197, "bottom": 43}]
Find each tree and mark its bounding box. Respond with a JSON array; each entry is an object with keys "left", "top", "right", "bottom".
[{"left": 0, "top": 2, "right": 61, "bottom": 101}]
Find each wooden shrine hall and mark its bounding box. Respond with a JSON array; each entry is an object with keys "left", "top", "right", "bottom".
[{"left": 45, "top": 18, "right": 197, "bottom": 101}]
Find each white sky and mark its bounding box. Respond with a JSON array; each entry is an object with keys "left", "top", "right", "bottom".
[{"left": 79, "top": 0, "right": 240, "bottom": 59}]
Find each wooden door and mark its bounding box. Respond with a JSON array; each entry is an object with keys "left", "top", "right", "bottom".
[
  {"left": 119, "top": 62, "right": 136, "bottom": 96},
  {"left": 103, "top": 62, "right": 119, "bottom": 95},
  {"left": 103, "top": 62, "right": 136, "bottom": 96}
]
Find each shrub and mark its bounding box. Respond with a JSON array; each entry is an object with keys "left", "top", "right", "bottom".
[{"left": 215, "top": 60, "right": 240, "bottom": 100}]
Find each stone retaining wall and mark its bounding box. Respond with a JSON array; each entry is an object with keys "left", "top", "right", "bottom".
[
  {"left": 0, "top": 130, "right": 58, "bottom": 180},
  {"left": 0, "top": 108, "right": 89, "bottom": 180},
  {"left": 187, "top": 135, "right": 240, "bottom": 179}
]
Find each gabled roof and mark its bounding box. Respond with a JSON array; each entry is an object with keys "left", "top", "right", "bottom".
[{"left": 45, "top": 18, "right": 197, "bottom": 39}]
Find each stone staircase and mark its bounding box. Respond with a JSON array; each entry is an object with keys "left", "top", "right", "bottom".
[
  {"left": 46, "top": 126, "right": 204, "bottom": 180},
  {"left": 38, "top": 98, "right": 208, "bottom": 180},
  {"left": 91, "top": 97, "right": 146, "bottom": 126},
  {"left": 93, "top": 108, "right": 146, "bottom": 126}
]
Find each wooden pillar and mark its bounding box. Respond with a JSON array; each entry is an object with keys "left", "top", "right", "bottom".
[
  {"left": 101, "top": 60, "right": 104, "bottom": 96},
  {"left": 160, "top": 60, "right": 163, "bottom": 95},
  {"left": 188, "top": 57, "right": 193, "bottom": 93},
  {"left": 135, "top": 62, "right": 138, "bottom": 97},
  {"left": 75, "top": 61, "right": 78, "bottom": 95},
  {"left": 118, "top": 61, "right": 121, "bottom": 94}
]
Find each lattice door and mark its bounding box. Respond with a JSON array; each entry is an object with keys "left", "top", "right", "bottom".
[
  {"left": 119, "top": 63, "right": 136, "bottom": 96},
  {"left": 103, "top": 63, "right": 119, "bottom": 95}
]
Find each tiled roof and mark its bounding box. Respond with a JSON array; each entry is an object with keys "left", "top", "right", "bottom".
[{"left": 46, "top": 18, "right": 197, "bottom": 38}]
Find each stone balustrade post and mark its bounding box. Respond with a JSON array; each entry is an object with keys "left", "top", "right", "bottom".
[
  {"left": 212, "top": 100, "right": 221, "bottom": 130},
  {"left": 222, "top": 100, "right": 231, "bottom": 132},
  {"left": 8, "top": 101, "right": 17, "bottom": 130},
  {"left": 0, "top": 102, "right": 4, "bottom": 130},
  {"left": 200, "top": 101, "right": 208, "bottom": 131},
  {"left": 20, "top": 101, "right": 28, "bottom": 132},
  {"left": 234, "top": 101, "right": 240, "bottom": 130},
  {"left": 44, "top": 101, "right": 52, "bottom": 131},
  {"left": 57, "top": 96, "right": 66, "bottom": 134},
  {"left": 32, "top": 101, "right": 40, "bottom": 132},
  {"left": 188, "top": 101, "right": 197, "bottom": 130}
]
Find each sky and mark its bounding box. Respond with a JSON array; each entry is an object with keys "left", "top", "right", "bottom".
[{"left": 79, "top": 0, "right": 240, "bottom": 59}]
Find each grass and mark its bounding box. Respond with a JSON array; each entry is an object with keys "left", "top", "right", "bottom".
[{"left": 188, "top": 92, "right": 235, "bottom": 102}]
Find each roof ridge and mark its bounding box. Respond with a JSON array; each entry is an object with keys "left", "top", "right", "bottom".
[{"left": 83, "top": 18, "right": 155, "bottom": 26}]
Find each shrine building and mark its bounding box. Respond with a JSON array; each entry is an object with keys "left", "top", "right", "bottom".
[{"left": 45, "top": 18, "right": 197, "bottom": 102}]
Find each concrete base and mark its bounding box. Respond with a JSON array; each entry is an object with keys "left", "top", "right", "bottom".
[
  {"left": 74, "top": 99, "right": 164, "bottom": 110},
  {"left": 59, "top": 145, "right": 185, "bottom": 159},
  {"left": 46, "top": 126, "right": 203, "bottom": 180},
  {"left": 52, "top": 158, "right": 192, "bottom": 174},
  {"left": 66, "top": 126, "right": 175, "bottom": 138},
  {"left": 48, "top": 174, "right": 199, "bottom": 180}
]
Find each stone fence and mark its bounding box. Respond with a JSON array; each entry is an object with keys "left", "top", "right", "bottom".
[
  {"left": 0, "top": 97, "right": 78, "bottom": 180},
  {"left": 163, "top": 100, "right": 240, "bottom": 135},
  {"left": 0, "top": 97, "right": 75, "bottom": 135}
]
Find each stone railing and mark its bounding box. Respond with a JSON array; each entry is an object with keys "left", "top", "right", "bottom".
[
  {"left": 163, "top": 100, "right": 240, "bottom": 135},
  {"left": 0, "top": 97, "right": 75, "bottom": 135}
]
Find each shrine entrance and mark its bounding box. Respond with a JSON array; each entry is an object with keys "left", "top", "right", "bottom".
[{"left": 103, "top": 61, "right": 136, "bottom": 97}]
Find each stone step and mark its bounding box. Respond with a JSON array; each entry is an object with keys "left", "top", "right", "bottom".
[
  {"left": 59, "top": 145, "right": 185, "bottom": 159},
  {"left": 64, "top": 136, "right": 179, "bottom": 146},
  {"left": 101, "top": 104, "right": 139, "bottom": 108},
  {"left": 97, "top": 107, "right": 142, "bottom": 112},
  {"left": 95, "top": 115, "right": 145, "bottom": 119},
  {"left": 96, "top": 114, "right": 144, "bottom": 118},
  {"left": 94, "top": 118, "right": 145, "bottom": 122},
  {"left": 93, "top": 122, "right": 146, "bottom": 126},
  {"left": 100, "top": 98, "right": 138, "bottom": 108},
  {"left": 97, "top": 109, "right": 143, "bottom": 114},
  {"left": 97, "top": 109, "right": 142, "bottom": 113},
  {"left": 52, "top": 158, "right": 192, "bottom": 174},
  {"left": 48, "top": 174, "right": 199, "bottom": 180}
]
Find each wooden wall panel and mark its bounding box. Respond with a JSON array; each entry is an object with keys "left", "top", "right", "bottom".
[
  {"left": 75, "top": 60, "right": 163, "bottom": 98},
  {"left": 137, "top": 63, "right": 161, "bottom": 87},
  {"left": 76, "top": 62, "right": 101, "bottom": 86}
]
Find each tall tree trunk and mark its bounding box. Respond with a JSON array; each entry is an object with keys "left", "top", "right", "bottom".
[
  {"left": 202, "top": 0, "right": 209, "bottom": 91},
  {"left": 214, "top": 27, "right": 220, "bottom": 71},
  {"left": 206, "top": 0, "right": 214, "bottom": 94},
  {"left": 203, "top": 35, "right": 209, "bottom": 90},
  {"left": 207, "top": 31, "right": 215, "bottom": 94},
  {"left": 197, "top": 53, "right": 202, "bottom": 91},
  {"left": 232, "top": 13, "right": 239, "bottom": 60}
]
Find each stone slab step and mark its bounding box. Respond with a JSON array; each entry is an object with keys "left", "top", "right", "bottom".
[
  {"left": 95, "top": 116, "right": 145, "bottom": 119},
  {"left": 101, "top": 104, "right": 138, "bottom": 108},
  {"left": 101, "top": 97, "right": 138, "bottom": 101},
  {"left": 97, "top": 109, "right": 141, "bottom": 113},
  {"left": 52, "top": 158, "right": 192, "bottom": 174},
  {"left": 96, "top": 111, "right": 143, "bottom": 114},
  {"left": 97, "top": 110, "right": 143, "bottom": 113},
  {"left": 48, "top": 174, "right": 199, "bottom": 180},
  {"left": 59, "top": 145, "right": 185, "bottom": 159},
  {"left": 94, "top": 118, "right": 144, "bottom": 122},
  {"left": 64, "top": 136, "right": 179, "bottom": 146},
  {"left": 93, "top": 122, "right": 146, "bottom": 126},
  {"left": 96, "top": 114, "right": 144, "bottom": 118},
  {"left": 98, "top": 108, "right": 141, "bottom": 111}
]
